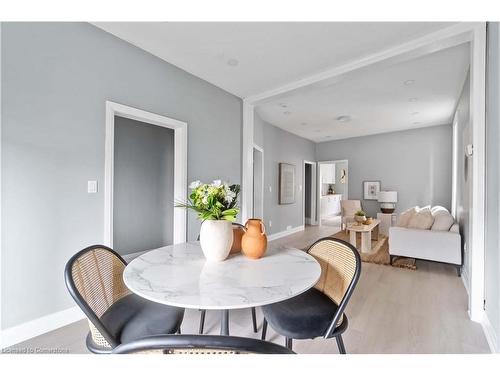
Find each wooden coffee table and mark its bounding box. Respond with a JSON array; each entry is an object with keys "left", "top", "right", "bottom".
[{"left": 347, "top": 219, "right": 380, "bottom": 253}]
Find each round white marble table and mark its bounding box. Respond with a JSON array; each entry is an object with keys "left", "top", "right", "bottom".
[{"left": 123, "top": 241, "right": 321, "bottom": 335}]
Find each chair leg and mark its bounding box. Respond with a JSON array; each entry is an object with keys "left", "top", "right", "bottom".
[
  {"left": 456, "top": 265, "right": 462, "bottom": 277},
  {"left": 261, "top": 318, "right": 268, "bottom": 340},
  {"left": 285, "top": 337, "right": 293, "bottom": 350},
  {"left": 251, "top": 307, "right": 258, "bottom": 333},
  {"left": 199, "top": 309, "right": 206, "bottom": 334},
  {"left": 177, "top": 326, "right": 181, "bottom": 334},
  {"left": 336, "top": 335, "right": 346, "bottom": 354}
]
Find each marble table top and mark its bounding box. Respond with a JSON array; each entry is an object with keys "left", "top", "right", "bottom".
[{"left": 123, "top": 242, "right": 321, "bottom": 310}]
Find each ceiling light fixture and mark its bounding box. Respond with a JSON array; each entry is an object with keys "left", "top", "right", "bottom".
[
  {"left": 227, "top": 58, "right": 239, "bottom": 67},
  {"left": 336, "top": 115, "right": 351, "bottom": 123},
  {"left": 404, "top": 80, "right": 415, "bottom": 85},
  {"left": 279, "top": 103, "right": 288, "bottom": 108},
  {"left": 408, "top": 98, "right": 419, "bottom": 102}
]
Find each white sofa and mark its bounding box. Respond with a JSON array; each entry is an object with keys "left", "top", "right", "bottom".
[{"left": 388, "top": 206, "right": 462, "bottom": 276}]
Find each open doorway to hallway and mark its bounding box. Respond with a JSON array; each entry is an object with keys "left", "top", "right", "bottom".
[
  {"left": 253, "top": 145, "right": 264, "bottom": 218},
  {"left": 113, "top": 116, "right": 175, "bottom": 255},
  {"left": 318, "top": 160, "right": 348, "bottom": 227}
]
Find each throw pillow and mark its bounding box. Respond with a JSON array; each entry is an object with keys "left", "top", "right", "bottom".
[
  {"left": 396, "top": 206, "right": 418, "bottom": 227},
  {"left": 431, "top": 212, "right": 455, "bottom": 231},
  {"left": 408, "top": 207, "right": 434, "bottom": 230},
  {"left": 431, "top": 206, "right": 449, "bottom": 215}
]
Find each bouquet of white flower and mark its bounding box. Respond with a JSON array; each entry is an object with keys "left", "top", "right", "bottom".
[{"left": 176, "top": 180, "right": 240, "bottom": 221}]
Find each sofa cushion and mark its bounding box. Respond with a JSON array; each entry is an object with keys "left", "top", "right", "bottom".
[
  {"left": 408, "top": 207, "right": 434, "bottom": 230},
  {"left": 431, "top": 210, "right": 455, "bottom": 231},
  {"left": 396, "top": 206, "right": 418, "bottom": 228}
]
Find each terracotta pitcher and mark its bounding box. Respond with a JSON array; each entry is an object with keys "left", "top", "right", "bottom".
[
  {"left": 241, "top": 219, "right": 267, "bottom": 259},
  {"left": 230, "top": 224, "right": 245, "bottom": 254}
]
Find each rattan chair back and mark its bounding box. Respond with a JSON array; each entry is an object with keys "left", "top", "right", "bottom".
[
  {"left": 112, "top": 334, "right": 295, "bottom": 354},
  {"left": 65, "top": 245, "right": 130, "bottom": 349},
  {"left": 307, "top": 237, "right": 361, "bottom": 337}
]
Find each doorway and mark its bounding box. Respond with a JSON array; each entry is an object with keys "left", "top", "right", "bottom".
[
  {"left": 113, "top": 117, "right": 174, "bottom": 254},
  {"left": 253, "top": 145, "right": 264, "bottom": 219},
  {"left": 317, "top": 160, "right": 348, "bottom": 227},
  {"left": 104, "top": 101, "right": 187, "bottom": 250},
  {"left": 303, "top": 160, "right": 317, "bottom": 226}
]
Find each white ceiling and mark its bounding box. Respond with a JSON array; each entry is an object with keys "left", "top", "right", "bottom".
[
  {"left": 93, "top": 22, "right": 457, "bottom": 98},
  {"left": 256, "top": 43, "right": 470, "bottom": 142}
]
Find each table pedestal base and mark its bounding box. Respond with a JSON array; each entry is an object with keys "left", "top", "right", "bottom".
[{"left": 220, "top": 310, "right": 229, "bottom": 335}]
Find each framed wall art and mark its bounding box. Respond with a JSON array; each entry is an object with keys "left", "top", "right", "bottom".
[
  {"left": 279, "top": 163, "right": 295, "bottom": 204},
  {"left": 363, "top": 180, "right": 381, "bottom": 200}
]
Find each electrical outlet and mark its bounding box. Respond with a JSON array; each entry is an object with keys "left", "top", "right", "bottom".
[
  {"left": 286, "top": 225, "right": 292, "bottom": 230},
  {"left": 87, "top": 180, "right": 98, "bottom": 194}
]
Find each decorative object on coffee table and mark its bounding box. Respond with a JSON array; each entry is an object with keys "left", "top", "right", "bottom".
[
  {"left": 378, "top": 191, "right": 398, "bottom": 213},
  {"left": 363, "top": 180, "right": 381, "bottom": 200},
  {"left": 241, "top": 219, "right": 267, "bottom": 259},
  {"left": 279, "top": 163, "right": 295, "bottom": 204},
  {"left": 176, "top": 180, "right": 240, "bottom": 262},
  {"left": 363, "top": 217, "right": 373, "bottom": 225},
  {"left": 354, "top": 210, "right": 367, "bottom": 224}
]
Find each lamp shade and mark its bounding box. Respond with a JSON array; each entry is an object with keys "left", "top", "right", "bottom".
[{"left": 378, "top": 191, "right": 398, "bottom": 203}]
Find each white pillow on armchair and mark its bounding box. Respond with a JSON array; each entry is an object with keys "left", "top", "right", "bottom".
[{"left": 396, "top": 206, "right": 418, "bottom": 227}]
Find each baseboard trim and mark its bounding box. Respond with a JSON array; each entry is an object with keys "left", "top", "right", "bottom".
[
  {"left": 0, "top": 306, "right": 84, "bottom": 349},
  {"left": 480, "top": 311, "right": 498, "bottom": 353},
  {"left": 267, "top": 225, "right": 305, "bottom": 241}
]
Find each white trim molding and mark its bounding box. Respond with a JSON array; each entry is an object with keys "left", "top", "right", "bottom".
[
  {"left": 480, "top": 311, "right": 499, "bottom": 353},
  {"left": 0, "top": 307, "right": 84, "bottom": 349},
  {"left": 267, "top": 225, "right": 305, "bottom": 241},
  {"left": 104, "top": 101, "right": 188, "bottom": 246}
]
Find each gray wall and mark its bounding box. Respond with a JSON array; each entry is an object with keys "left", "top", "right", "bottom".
[
  {"left": 1, "top": 22, "right": 242, "bottom": 329},
  {"left": 113, "top": 117, "right": 174, "bottom": 255},
  {"left": 454, "top": 71, "right": 472, "bottom": 282},
  {"left": 333, "top": 160, "right": 348, "bottom": 198},
  {"left": 254, "top": 112, "right": 316, "bottom": 235},
  {"left": 316, "top": 125, "right": 453, "bottom": 218},
  {"left": 485, "top": 21, "right": 500, "bottom": 350}
]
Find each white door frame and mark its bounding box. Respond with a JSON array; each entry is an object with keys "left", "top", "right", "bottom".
[
  {"left": 303, "top": 160, "right": 317, "bottom": 226},
  {"left": 252, "top": 144, "right": 264, "bottom": 219},
  {"left": 242, "top": 23, "right": 486, "bottom": 322},
  {"left": 104, "top": 101, "right": 188, "bottom": 246}
]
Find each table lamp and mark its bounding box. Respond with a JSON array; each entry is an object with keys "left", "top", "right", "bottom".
[{"left": 378, "top": 191, "right": 398, "bottom": 213}]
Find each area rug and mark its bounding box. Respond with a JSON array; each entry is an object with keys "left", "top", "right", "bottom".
[{"left": 330, "top": 230, "right": 417, "bottom": 270}]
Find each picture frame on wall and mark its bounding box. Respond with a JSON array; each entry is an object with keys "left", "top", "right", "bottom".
[
  {"left": 279, "top": 163, "right": 295, "bottom": 204},
  {"left": 363, "top": 180, "right": 381, "bottom": 200}
]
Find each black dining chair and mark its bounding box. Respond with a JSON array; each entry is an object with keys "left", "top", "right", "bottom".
[
  {"left": 197, "top": 223, "right": 258, "bottom": 334},
  {"left": 64, "top": 245, "right": 185, "bottom": 353},
  {"left": 261, "top": 238, "right": 361, "bottom": 353},
  {"left": 112, "top": 334, "right": 295, "bottom": 354}
]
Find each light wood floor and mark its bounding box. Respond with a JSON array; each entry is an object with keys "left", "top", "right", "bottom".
[{"left": 5, "top": 225, "right": 489, "bottom": 354}]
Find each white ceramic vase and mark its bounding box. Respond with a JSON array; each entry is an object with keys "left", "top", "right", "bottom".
[{"left": 199, "top": 220, "right": 234, "bottom": 262}]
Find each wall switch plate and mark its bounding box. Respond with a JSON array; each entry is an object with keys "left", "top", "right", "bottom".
[
  {"left": 269, "top": 221, "right": 272, "bottom": 228},
  {"left": 269, "top": 186, "right": 272, "bottom": 193},
  {"left": 87, "top": 180, "right": 98, "bottom": 193}
]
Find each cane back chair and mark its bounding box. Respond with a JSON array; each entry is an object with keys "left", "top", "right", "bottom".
[
  {"left": 261, "top": 237, "right": 361, "bottom": 353},
  {"left": 65, "top": 245, "right": 184, "bottom": 353},
  {"left": 112, "top": 334, "right": 294, "bottom": 354}
]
